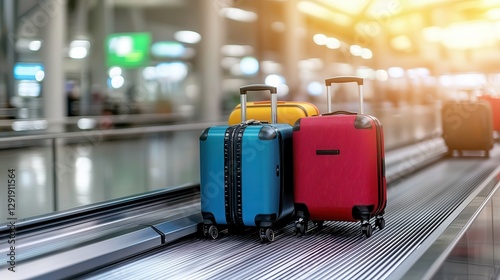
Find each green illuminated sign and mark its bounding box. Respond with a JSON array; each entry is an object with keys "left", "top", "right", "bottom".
[{"left": 106, "top": 33, "right": 151, "bottom": 68}]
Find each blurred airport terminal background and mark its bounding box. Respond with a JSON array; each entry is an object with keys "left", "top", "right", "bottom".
[
  {"left": 0, "top": 0, "right": 499, "bottom": 219},
  {"left": 3, "top": 2, "right": 500, "bottom": 279}
]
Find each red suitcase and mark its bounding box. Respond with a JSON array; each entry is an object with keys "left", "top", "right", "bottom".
[
  {"left": 479, "top": 95, "right": 500, "bottom": 132},
  {"left": 293, "top": 76, "right": 386, "bottom": 238}
]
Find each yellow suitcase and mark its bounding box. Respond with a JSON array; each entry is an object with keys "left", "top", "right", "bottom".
[{"left": 228, "top": 101, "right": 319, "bottom": 126}]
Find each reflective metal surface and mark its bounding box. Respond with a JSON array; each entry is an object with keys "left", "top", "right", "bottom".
[
  {"left": 0, "top": 186, "right": 201, "bottom": 279},
  {"left": 429, "top": 182, "right": 500, "bottom": 280}
]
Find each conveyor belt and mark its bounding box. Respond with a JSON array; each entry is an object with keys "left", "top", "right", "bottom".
[{"left": 78, "top": 145, "right": 500, "bottom": 279}]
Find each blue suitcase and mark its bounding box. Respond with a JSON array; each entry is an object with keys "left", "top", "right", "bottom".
[{"left": 200, "top": 84, "right": 294, "bottom": 242}]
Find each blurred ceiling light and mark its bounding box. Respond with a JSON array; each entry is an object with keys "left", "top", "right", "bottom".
[
  {"left": 265, "top": 74, "right": 285, "bottom": 87},
  {"left": 110, "top": 76, "right": 125, "bottom": 89},
  {"left": 69, "top": 40, "right": 90, "bottom": 59},
  {"left": 35, "top": 70, "right": 45, "bottom": 82},
  {"left": 151, "top": 41, "right": 185, "bottom": 57},
  {"left": 408, "top": 67, "right": 430, "bottom": 77},
  {"left": 307, "top": 81, "right": 323, "bottom": 96},
  {"left": 439, "top": 73, "right": 486, "bottom": 88},
  {"left": 439, "top": 75, "right": 453, "bottom": 87},
  {"left": 367, "top": 0, "right": 402, "bottom": 15},
  {"left": 313, "top": 34, "right": 328, "bottom": 45},
  {"left": 356, "top": 68, "right": 375, "bottom": 80},
  {"left": 442, "top": 21, "right": 496, "bottom": 49},
  {"left": 326, "top": 37, "right": 341, "bottom": 49},
  {"left": 481, "top": 0, "right": 500, "bottom": 8},
  {"left": 14, "top": 63, "right": 44, "bottom": 81},
  {"left": 422, "top": 26, "right": 443, "bottom": 43},
  {"left": 406, "top": 0, "right": 446, "bottom": 8},
  {"left": 388, "top": 67, "right": 405, "bottom": 78},
  {"left": 174, "top": 30, "right": 201, "bottom": 44},
  {"left": 17, "top": 81, "right": 41, "bottom": 97},
  {"left": 156, "top": 62, "right": 188, "bottom": 82},
  {"left": 265, "top": 74, "right": 288, "bottom": 97},
  {"left": 29, "top": 40, "right": 42, "bottom": 51},
  {"left": 221, "top": 45, "right": 253, "bottom": 56},
  {"left": 276, "top": 83, "right": 290, "bottom": 97},
  {"left": 361, "top": 48, "right": 373, "bottom": 59},
  {"left": 108, "top": 66, "right": 122, "bottom": 78},
  {"left": 315, "top": 0, "right": 370, "bottom": 15},
  {"left": 12, "top": 120, "right": 48, "bottom": 131},
  {"left": 350, "top": 45, "right": 363, "bottom": 56},
  {"left": 220, "top": 7, "right": 257, "bottom": 22},
  {"left": 240, "top": 56, "right": 259, "bottom": 75},
  {"left": 77, "top": 118, "right": 97, "bottom": 130},
  {"left": 486, "top": 7, "right": 500, "bottom": 19},
  {"left": 390, "top": 35, "right": 412, "bottom": 51},
  {"left": 375, "top": 69, "right": 389, "bottom": 81},
  {"left": 297, "top": 1, "right": 351, "bottom": 26}
]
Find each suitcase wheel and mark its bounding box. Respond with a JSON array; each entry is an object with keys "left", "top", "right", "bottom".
[
  {"left": 207, "top": 225, "right": 219, "bottom": 240},
  {"left": 375, "top": 217, "right": 385, "bottom": 230},
  {"left": 259, "top": 228, "right": 275, "bottom": 243},
  {"left": 485, "top": 150, "right": 490, "bottom": 158},
  {"left": 294, "top": 218, "right": 308, "bottom": 236},
  {"left": 361, "top": 222, "right": 372, "bottom": 238}
]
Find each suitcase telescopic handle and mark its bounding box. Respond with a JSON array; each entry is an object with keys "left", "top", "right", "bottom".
[
  {"left": 325, "top": 76, "right": 364, "bottom": 114},
  {"left": 239, "top": 84, "right": 278, "bottom": 123}
]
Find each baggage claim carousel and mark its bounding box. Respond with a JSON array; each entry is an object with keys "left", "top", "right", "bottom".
[{"left": 1, "top": 138, "right": 500, "bottom": 279}]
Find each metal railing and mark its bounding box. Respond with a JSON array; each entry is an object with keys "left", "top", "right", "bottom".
[{"left": 0, "top": 121, "right": 225, "bottom": 217}]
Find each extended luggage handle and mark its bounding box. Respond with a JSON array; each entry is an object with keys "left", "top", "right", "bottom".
[
  {"left": 239, "top": 84, "right": 278, "bottom": 124},
  {"left": 325, "top": 76, "right": 364, "bottom": 115}
]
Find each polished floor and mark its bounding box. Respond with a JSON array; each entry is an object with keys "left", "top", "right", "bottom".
[{"left": 0, "top": 104, "right": 441, "bottom": 222}]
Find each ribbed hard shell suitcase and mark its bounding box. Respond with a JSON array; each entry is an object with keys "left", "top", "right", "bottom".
[
  {"left": 200, "top": 85, "right": 294, "bottom": 242},
  {"left": 479, "top": 95, "right": 500, "bottom": 132},
  {"left": 442, "top": 100, "right": 494, "bottom": 157},
  {"left": 293, "top": 77, "right": 386, "bottom": 238},
  {"left": 228, "top": 101, "right": 319, "bottom": 126}
]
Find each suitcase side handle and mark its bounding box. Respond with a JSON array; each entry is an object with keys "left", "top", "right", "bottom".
[
  {"left": 239, "top": 84, "right": 278, "bottom": 123},
  {"left": 325, "top": 76, "right": 364, "bottom": 114},
  {"left": 322, "top": 110, "right": 357, "bottom": 116}
]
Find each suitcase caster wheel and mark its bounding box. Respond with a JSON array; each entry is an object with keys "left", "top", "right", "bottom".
[
  {"left": 259, "top": 228, "right": 275, "bottom": 242},
  {"left": 208, "top": 225, "right": 219, "bottom": 240},
  {"left": 314, "top": 221, "right": 324, "bottom": 230},
  {"left": 361, "top": 223, "right": 372, "bottom": 238},
  {"left": 375, "top": 217, "right": 385, "bottom": 230},
  {"left": 294, "top": 219, "right": 307, "bottom": 236},
  {"left": 265, "top": 228, "right": 275, "bottom": 242}
]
